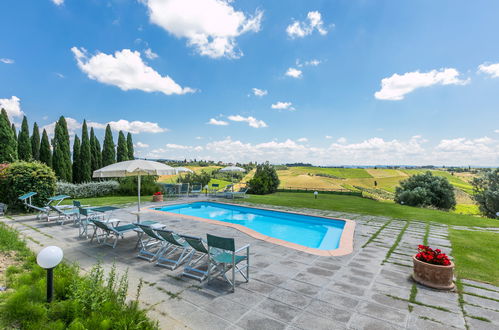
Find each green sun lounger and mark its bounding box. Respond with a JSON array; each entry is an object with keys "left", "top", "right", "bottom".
[
  {"left": 48, "top": 205, "right": 79, "bottom": 225},
  {"left": 154, "top": 229, "right": 193, "bottom": 270},
  {"left": 135, "top": 223, "right": 168, "bottom": 261},
  {"left": 89, "top": 219, "right": 136, "bottom": 248},
  {"left": 207, "top": 234, "right": 250, "bottom": 292},
  {"left": 180, "top": 235, "right": 212, "bottom": 281}
]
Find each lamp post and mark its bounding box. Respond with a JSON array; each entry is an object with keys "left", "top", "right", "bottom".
[
  {"left": 36, "top": 246, "right": 63, "bottom": 303},
  {"left": 314, "top": 191, "right": 318, "bottom": 199}
]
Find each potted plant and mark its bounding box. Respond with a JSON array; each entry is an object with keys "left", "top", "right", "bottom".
[
  {"left": 152, "top": 191, "right": 163, "bottom": 202},
  {"left": 412, "top": 245, "right": 454, "bottom": 290}
]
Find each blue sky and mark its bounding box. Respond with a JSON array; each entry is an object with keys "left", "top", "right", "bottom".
[{"left": 1, "top": 0, "right": 498, "bottom": 165}]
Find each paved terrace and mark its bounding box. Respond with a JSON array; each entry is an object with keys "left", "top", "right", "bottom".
[{"left": 1, "top": 198, "right": 498, "bottom": 330}]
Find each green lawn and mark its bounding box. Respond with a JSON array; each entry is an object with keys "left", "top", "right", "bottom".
[
  {"left": 60, "top": 195, "right": 150, "bottom": 206},
  {"left": 291, "top": 167, "right": 373, "bottom": 178},
  {"left": 244, "top": 192, "right": 498, "bottom": 227},
  {"left": 450, "top": 229, "right": 499, "bottom": 286}
]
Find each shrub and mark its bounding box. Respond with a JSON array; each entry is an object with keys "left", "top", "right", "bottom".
[
  {"left": 248, "top": 162, "right": 280, "bottom": 195},
  {"left": 395, "top": 171, "right": 456, "bottom": 210},
  {"left": 56, "top": 181, "right": 120, "bottom": 198},
  {"left": 471, "top": 168, "right": 499, "bottom": 218},
  {"left": 0, "top": 161, "right": 56, "bottom": 210},
  {"left": 118, "top": 176, "right": 160, "bottom": 196},
  {"left": 177, "top": 170, "right": 211, "bottom": 187}
]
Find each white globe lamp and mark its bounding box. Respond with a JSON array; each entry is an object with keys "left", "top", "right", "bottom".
[{"left": 37, "top": 246, "right": 63, "bottom": 302}]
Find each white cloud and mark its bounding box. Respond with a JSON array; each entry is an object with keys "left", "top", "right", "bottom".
[
  {"left": 71, "top": 47, "right": 194, "bottom": 95},
  {"left": 227, "top": 115, "right": 267, "bottom": 128},
  {"left": 285, "top": 67, "right": 302, "bottom": 78},
  {"left": 495, "top": 129, "right": 499, "bottom": 133},
  {"left": 325, "top": 135, "right": 332, "bottom": 139},
  {"left": 0, "top": 96, "right": 23, "bottom": 118},
  {"left": 271, "top": 101, "right": 294, "bottom": 111},
  {"left": 252, "top": 88, "right": 267, "bottom": 97},
  {"left": 0, "top": 58, "right": 14, "bottom": 64},
  {"left": 135, "top": 142, "right": 150, "bottom": 148},
  {"left": 143, "top": 135, "right": 499, "bottom": 166},
  {"left": 207, "top": 118, "right": 229, "bottom": 126},
  {"left": 43, "top": 118, "right": 166, "bottom": 136},
  {"left": 297, "top": 137, "right": 308, "bottom": 142},
  {"left": 375, "top": 68, "right": 469, "bottom": 101},
  {"left": 337, "top": 137, "right": 347, "bottom": 144},
  {"left": 51, "top": 0, "right": 64, "bottom": 5},
  {"left": 296, "top": 59, "right": 321, "bottom": 67},
  {"left": 55, "top": 72, "right": 65, "bottom": 78},
  {"left": 286, "top": 11, "right": 329, "bottom": 38},
  {"left": 478, "top": 62, "right": 499, "bottom": 78},
  {"left": 141, "top": 0, "right": 263, "bottom": 59},
  {"left": 144, "top": 48, "right": 158, "bottom": 60}
]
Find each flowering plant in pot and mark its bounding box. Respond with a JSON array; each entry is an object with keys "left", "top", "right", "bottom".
[
  {"left": 412, "top": 245, "right": 454, "bottom": 290},
  {"left": 152, "top": 191, "right": 163, "bottom": 202}
]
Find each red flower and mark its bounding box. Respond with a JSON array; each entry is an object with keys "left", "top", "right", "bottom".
[{"left": 416, "top": 245, "right": 451, "bottom": 266}]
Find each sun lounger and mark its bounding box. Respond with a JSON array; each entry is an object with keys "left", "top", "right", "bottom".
[
  {"left": 190, "top": 184, "right": 203, "bottom": 197},
  {"left": 154, "top": 229, "right": 193, "bottom": 270},
  {"left": 207, "top": 234, "right": 249, "bottom": 292},
  {"left": 215, "top": 184, "right": 234, "bottom": 197},
  {"left": 225, "top": 187, "right": 249, "bottom": 199},
  {"left": 180, "top": 235, "right": 211, "bottom": 281},
  {"left": 134, "top": 223, "right": 168, "bottom": 261},
  {"left": 18, "top": 192, "right": 51, "bottom": 220},
  {"left": 89, "top": 218, "right": 136, "bottom": 248},
  {"left": 179, "top": 183, "right": 190, "bottom": 196},
  {"left": 48, "top": 205, "right": 79, "bottom": 225}
]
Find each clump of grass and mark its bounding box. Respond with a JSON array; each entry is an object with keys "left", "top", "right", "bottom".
[
  {"left": 362, "top": 219, "right": 393, "bottom": 248},
  {"left": 382, "top": 220, "right": 410, "bottom": 264}
]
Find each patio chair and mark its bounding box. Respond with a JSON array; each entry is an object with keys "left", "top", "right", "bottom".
[
  {"left": 162, "top": 184, "right": 177, "bottom": 197},
  {"left": 46, "top": 194, "right": 73, "bottom": 210},
  {"left": 180, "top": 235, "right": 212, "bottom": 281},
  {"left": 48, "top": 205, "right": 79, "bottom": 225},
  {"left": 179, "top": 183, "right": 190, "bottom": 197},
  {"left": 225, "top": 187, "right": 249, "bottom": 199},
  {"left": 77, "top": 206, "right": 102, "bottom": 238},
  {"left": 215, "top": 184, "right": 234, "bottom": 197},
  {"left": 18, "top": 192, "right": 51, "bottom": 221},
  {"left": 89, "top": 218, "right": 136, "bottom": 248},
  {"left": 190, "top": 184, "right": 203, "bottom": 197},
  {"left": 135, "top": 223, "right": 168, "bottom": 261},
  {"left": 207, "top": 234, "right": 250, "bottom": 292},
  {"left": 154, "top": 229, "right": 194, "bottom": 270}
]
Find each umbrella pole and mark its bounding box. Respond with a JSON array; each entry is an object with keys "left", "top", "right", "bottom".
[{"left": 138, "top": 175, "right": 141, "bottom": 215}]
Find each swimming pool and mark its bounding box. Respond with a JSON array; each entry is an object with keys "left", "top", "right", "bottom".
[{"left": 153, "top": 202, "right": 354, "bottom": 255}]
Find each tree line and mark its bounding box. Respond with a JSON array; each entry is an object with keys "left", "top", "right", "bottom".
[{"left": 0, "top": 109, "right": 134, "bottom": 183}]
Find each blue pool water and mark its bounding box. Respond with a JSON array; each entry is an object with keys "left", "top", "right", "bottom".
[{"left": 155, "top": 202, "right": 345, "bottom": 250}]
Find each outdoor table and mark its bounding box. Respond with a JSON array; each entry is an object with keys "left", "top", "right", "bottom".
[{"left": 89, "top": 206, "right": 121, "bottom": 226}]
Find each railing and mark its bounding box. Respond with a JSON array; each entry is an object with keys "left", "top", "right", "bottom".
[{"left": 276, "top": 187, "right": 362, "bottom": 197}]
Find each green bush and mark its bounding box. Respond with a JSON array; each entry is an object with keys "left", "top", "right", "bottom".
[
  {"left": 118, "top": 176, "right": 161, "bottom": 196},
  {"left": 395, "top": 171, "right": 456, "bottom": 210},
  {"left": 472, "top": 168, "right": 499, "bottom": 218},
  {"left": 177, "top": 170, "right": 211, "bottom": 187},
  {"left": 248, "top": 162, "right": 280, "bottom": 195},
  {"left": 56, "top": 181, "right": 120, "bottom": 198},
  {"left": 0, "top": 161, "right": 56, "bottom": 210}
]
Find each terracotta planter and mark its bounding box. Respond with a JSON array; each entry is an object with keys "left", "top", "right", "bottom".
[
  {"left": 152, "top": 195, "right": 163, "bottom": 202},
  {"left": 412, "top": 255, "right": 454, "bottom": 290}
]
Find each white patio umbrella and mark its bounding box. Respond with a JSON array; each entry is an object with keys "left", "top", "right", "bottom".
[
  {"left": 174, "top": 167, "right": 194, "bottom": 174},
  {"left": 93, "top": 160, "right": 176, "bottom": 214},
  {"left": 219, "top": 166, "right": 246, "bottom": 190}
]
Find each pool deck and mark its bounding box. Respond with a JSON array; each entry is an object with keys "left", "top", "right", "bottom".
[{"left": 2, "top": 196, "right": 498, "bottom": 330}]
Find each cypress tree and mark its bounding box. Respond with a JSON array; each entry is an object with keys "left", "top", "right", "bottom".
[
  {"left": 39, "top": 129, "right": 52, "bottom": 167},
  {"left": 126, "top": 132, "right": 134, "bottom": 160},
  {"left": 79, "top": 120, "right": 92, "bottom": 182},
  {"left": 102, "top": 124, "right": 116, "bottom": 166},
  {"left": 72, "top": 135, "right": 81, "bottom": 183},
  {"left": 17, "top": 116, "right": 32, "bottom": 161},
  {"left": 11, "top": 123, "right": 17, "bottom": 155},
  {"left": 116, "top": 130, "right": 128, "bottom": 162},
  {"left": 52, "top": 116, "right": 72, "bottom": 181},
  {"left": 0, "top": 109, "right": 18, "bottom": 163},
  {"left": 31, "top": 122, "right": 40, "bottom": 160},
  {"left": 90, "top": 127, "right": 102, "bottom": 172}
]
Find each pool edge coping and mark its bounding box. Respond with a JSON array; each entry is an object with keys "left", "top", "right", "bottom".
[{"left": 144, "top": 200, "right": 356, "bottom": 257}]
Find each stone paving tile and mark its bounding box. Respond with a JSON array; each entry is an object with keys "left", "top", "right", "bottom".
[
  {"left": 253, "top": 298, "right": 301, "bottom": 323},
  {"left": 328, "top": 281, "right": 367, "bottom": 297},
  {"left": 406, "top": 314, "right": 456, "bottom": 330},
  {"left": 347, "top": 313, "right": 400, "bottom": 330},
  {"left": 356, "top": 301, "right": 409, "bottom": 327},
  {"left": 316, "top": 290, "right": 361, "bottom": 309},
  {"left": 464, "top": 293, "right": 499, "bottom": 311},
  {"left": 463, "top": 285, "right": 499, "bottom": 301},
  {"left": 291, "top": 311, "right": 347, "bottom": 330},
  {"left": 416, "top": 291, "right": 461, "bottom": 313},
  {"left": 410, "top": 305, "right": 465, "bottom": 329},
  {"left": 236, "top": 310, "right": 287, "bottom": 330},
  {"left": 304, "top": 299, "right": 353, "bottom": 323},
  {"left": 464, "top": 304, "right": 499, "bottom": 324},
  {"left": 466, "top": 317, "right": 497, "bottom": 330},
  {"left": 268, "top": 287, "right": 313, "bottom": 309},
  {"left": 277, "top": 278, "right": 322, "bottom": 297}
]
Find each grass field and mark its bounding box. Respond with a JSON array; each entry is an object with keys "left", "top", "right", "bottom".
[
  {"left": 244, "top": 192, "right": 497, "bottom": 227},
  {"left": 450, "top": 229, "right": 499, "bottom": 285}
]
